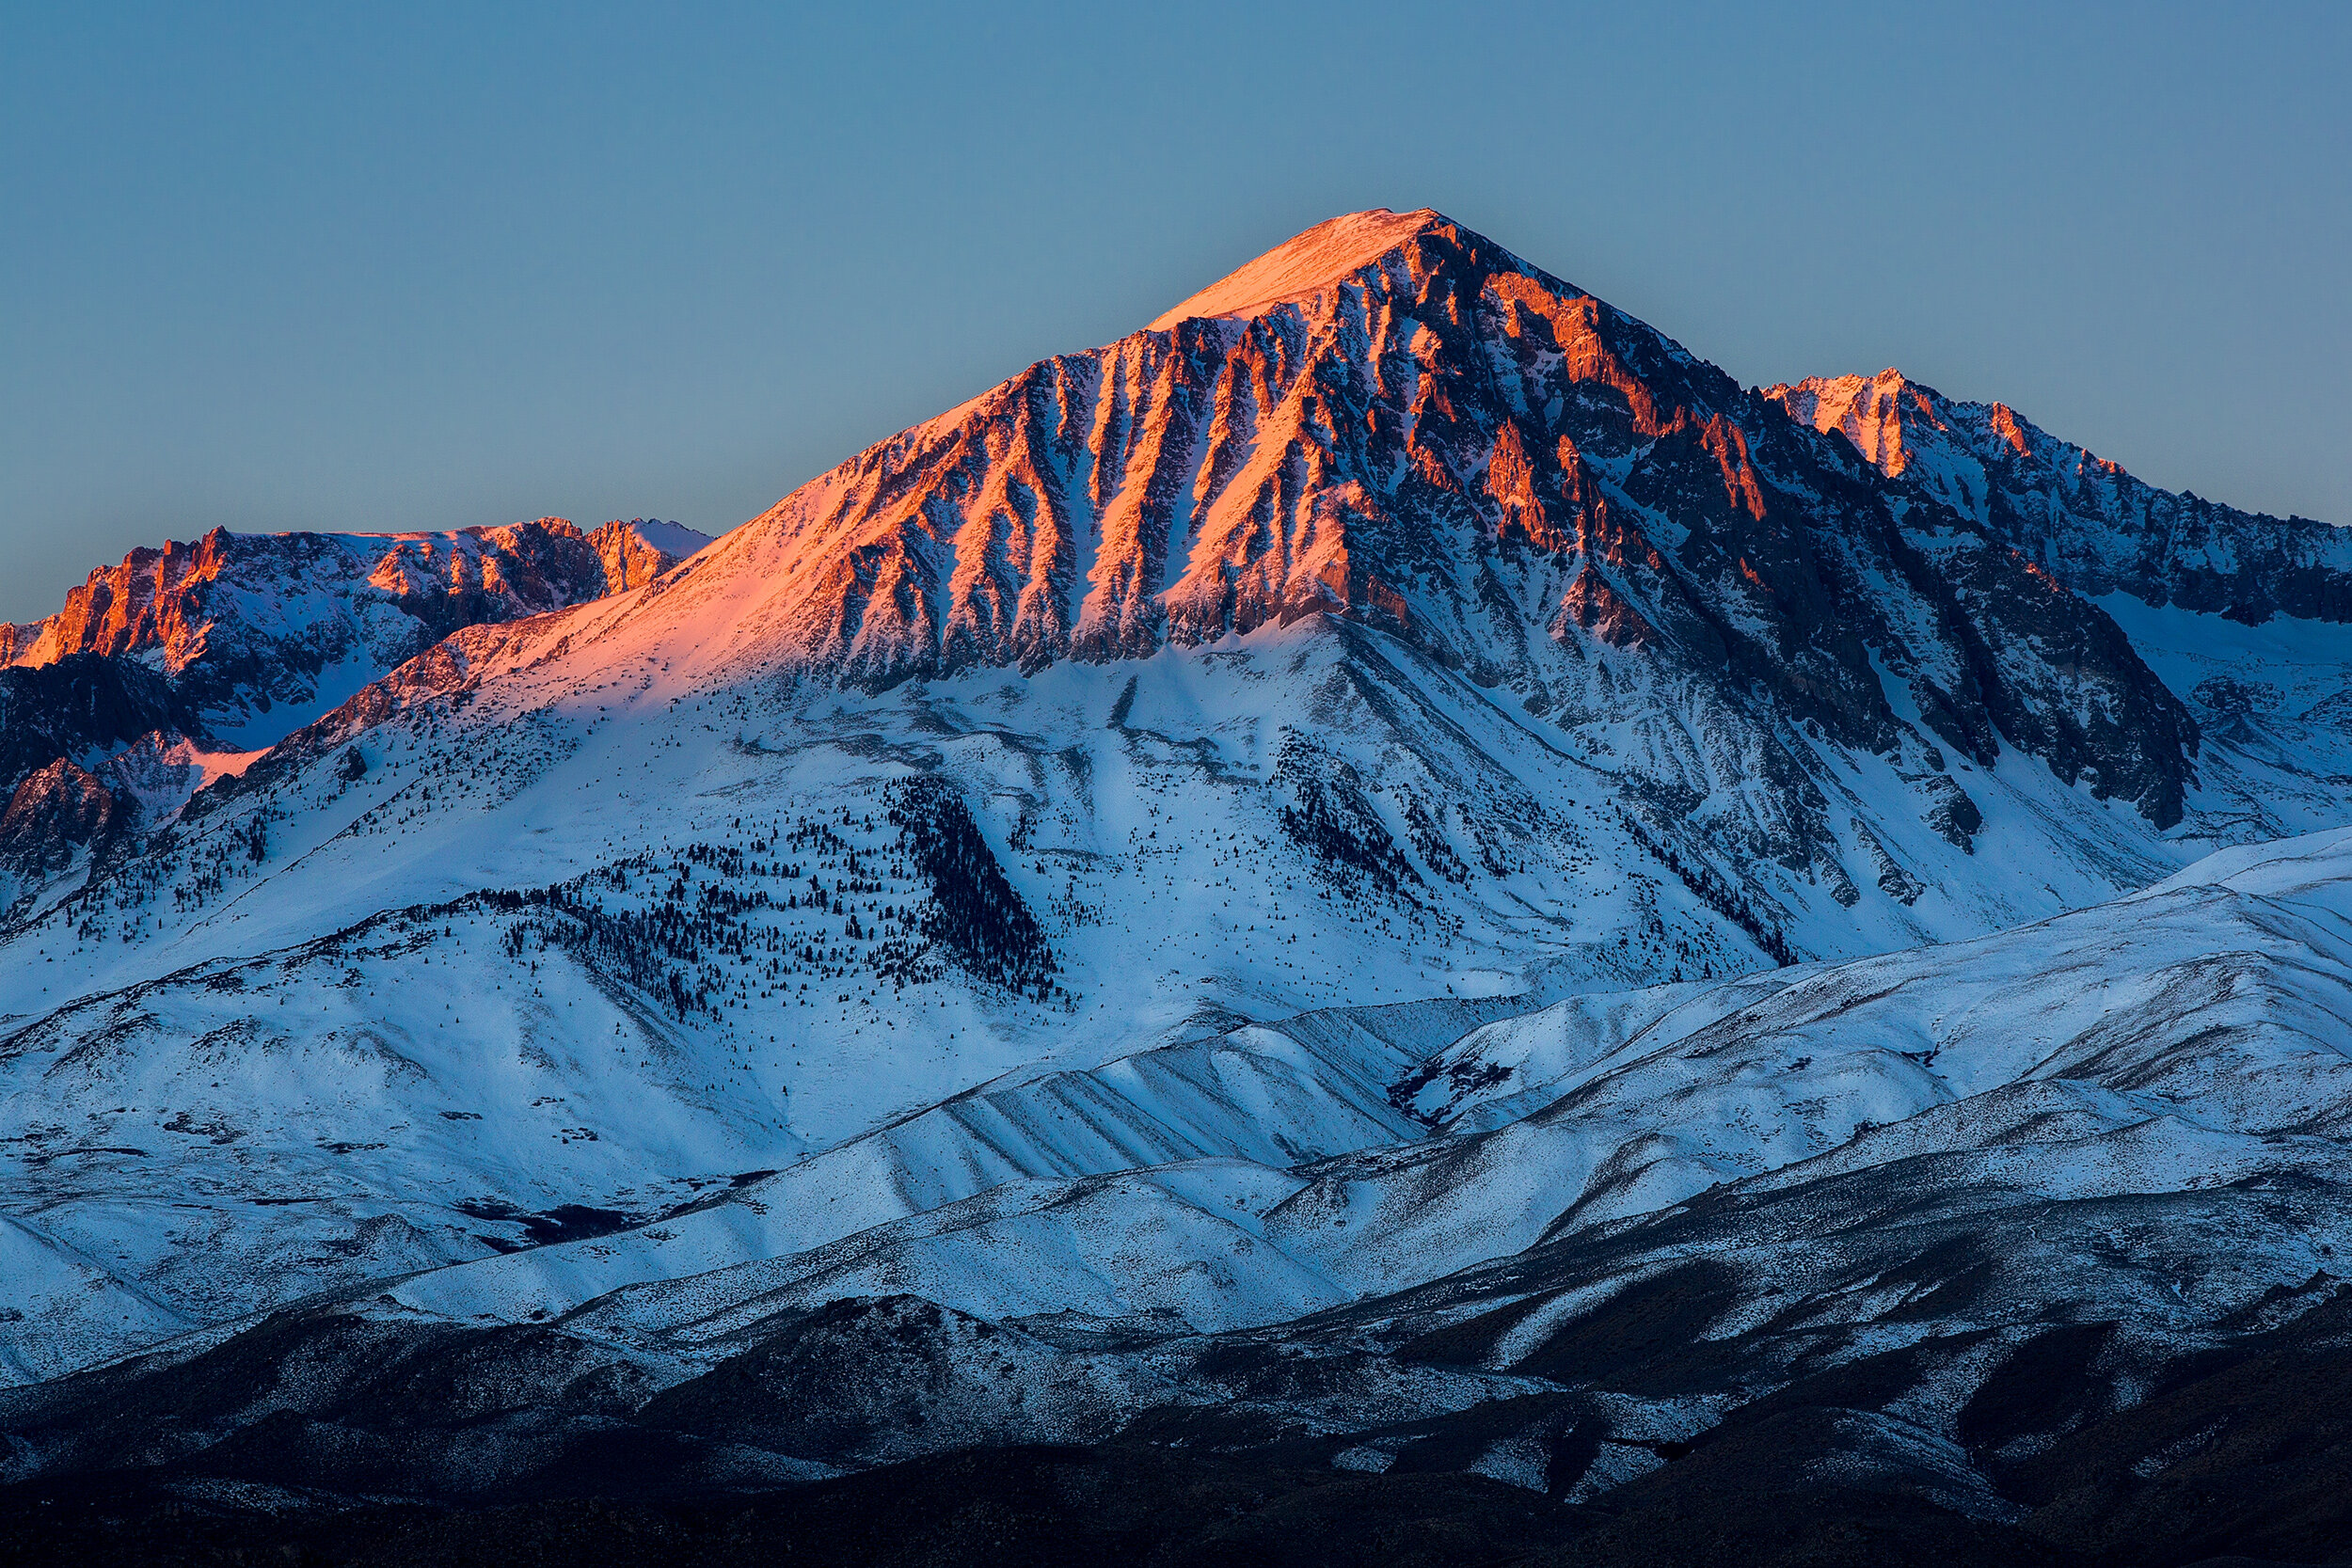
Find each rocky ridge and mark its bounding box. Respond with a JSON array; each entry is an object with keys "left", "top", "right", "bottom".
[
  {"left": 6, "top": 516, "right": 711, "bottom": 751},
  {"left": 0, "top": 517, "right": 709, "bottom": 899},
  {"left": 1768, "top": 367, "right": 2352, "bottom": 624}
]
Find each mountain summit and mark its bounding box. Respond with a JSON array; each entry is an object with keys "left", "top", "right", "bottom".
[
  {"left": 621, "top": 206, "right": 1750, "bottom": 686},
  {"left": 1145, "top": 207, "right": 1451, "bottom": 330}
]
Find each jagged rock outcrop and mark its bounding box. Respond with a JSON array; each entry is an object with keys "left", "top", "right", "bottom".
[
  {"left": 589, "top": 518, "right": 707, "bottom": 592},
  {"left": 1769, "top": 368, "right": 2352, "bottom": 624}
]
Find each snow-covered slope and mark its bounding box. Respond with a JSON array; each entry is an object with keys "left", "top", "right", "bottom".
[
  {"left": 7, "top": 830, "right": 2349, "bottom": 1529},
  {"left": 388, "top": 825, "right": 2352, "bottom": 1339}
]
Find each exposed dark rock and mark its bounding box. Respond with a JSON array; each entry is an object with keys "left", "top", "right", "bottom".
[
  {"left": 0, "top": 758, "right": 126, "bottom": 880},
  {"left": 0, "top": 654, "right": 189, "bottom": 797}
]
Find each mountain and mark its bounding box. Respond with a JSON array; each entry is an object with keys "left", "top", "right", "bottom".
[
  {"left": 1767, "top": 367, "right": 2352, "bottom": 623},
  {"left": 3, "top": 210, "right": 2349, "bottom": 1565},
  {"left": 1770, "top": 369, "right": 2352, "bottom": 846},
  {"left": 624, "top": 211, "right": 2196, "bottom": 836},
  {"left": 4, "top": 516, "right": 712, "bottom": 754},
  {"left": 0, "top": 517, "right": 709, "bottom": 906}
]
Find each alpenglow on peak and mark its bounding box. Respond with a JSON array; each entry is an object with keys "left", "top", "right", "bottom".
[{"left": 1146, "top": 207, "right": 1452, "bottom": 331}]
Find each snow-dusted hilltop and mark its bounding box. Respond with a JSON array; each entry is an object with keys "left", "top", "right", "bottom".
[{"left": 5, "top": 210, "right": 2352, "bottom": 1562}]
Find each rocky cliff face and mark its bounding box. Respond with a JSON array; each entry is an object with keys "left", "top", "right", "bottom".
[
  {"left": 589, "top": 518, "right": 708, "bottom": 591},
  {"left": 1768, "top": 368, "right": 2352, "bottom": 624}
]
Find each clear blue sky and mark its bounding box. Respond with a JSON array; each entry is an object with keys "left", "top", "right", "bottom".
[{"left": 4, "top": 2, "right": 2345, "bottom": 623}]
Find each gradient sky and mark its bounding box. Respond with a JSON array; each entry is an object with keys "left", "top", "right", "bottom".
[{"left": 3, "top": 2, "right": 2345, "bottom": 624}]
